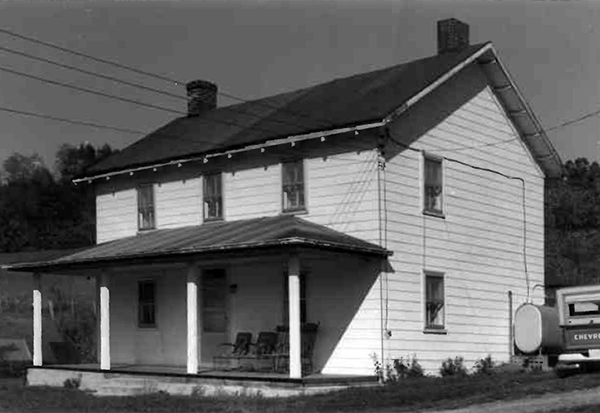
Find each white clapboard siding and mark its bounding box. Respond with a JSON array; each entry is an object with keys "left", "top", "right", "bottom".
[
  {"left": 223, "top": 165, "right": 281, "bottom": 220},
  {"left": 383, "top": 66, "right": 546, "bottom": 374},
  {"left": 96, "top": 189, "right": 137, "bottom": 243},
  {"left": 155, "top": 178, "right": 202, "bottom": 229}
]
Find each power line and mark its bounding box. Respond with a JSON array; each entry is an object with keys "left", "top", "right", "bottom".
[
  {"left": 545, "top": 108, "right": 600, "bottom": 134},
  {"left": 0, "top": 26, "right": 332, "bottom": 128},
  {"left": 0, "top": 104, "right": 152, "bottom": 135},
  {"left": 3, "top": 26, "right": 600, "bottom": 136},
  {"left": 0, "top": 44, "right": 183, "bottom": 100},
  {"left": 0, "top": 64, "right": 290, "bottom": 137},
  {"left": 0, "top": 64, "right": 184, "bottom": 115},
  {"left": 0, "top": 44, "right": 323, "bottom": 132},
  {"left": 0, "top": 27, "right": 184, "bottom": 86}
]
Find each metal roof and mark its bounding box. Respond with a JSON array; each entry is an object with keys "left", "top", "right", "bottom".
[
  {"left": 2, "top": 216, "right": 391, "bottom": 273},
  {"left": 87, "top": 44, "right": 492, "bottom": 175},
  {"left": 83, "top": 42, "right": 562, "bottom": 180}
]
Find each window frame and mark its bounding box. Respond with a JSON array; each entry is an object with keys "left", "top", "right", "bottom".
[
  {"left": 137, "top": 183, "right": 156, "bottom": 231},
  {"left": 283, "top": 270, "right": 307, "bottom": 325},
  {"left": 424, "top": 271, "right": 446, "bottom": 333},
  {"left": 138, "top": 279, "right": 157, "bottom": 328},
  {"left": 281, "top": 160, "right": 306, "bottom": 214},
  {"left": 422, "top": 153, "right": 445, "bottom": 218},
  {"left": 203, "top": 172, "right": 223, "bottom": 221}
]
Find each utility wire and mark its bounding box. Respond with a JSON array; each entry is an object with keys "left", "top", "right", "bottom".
[
  {"left": 0, "top": 26, "right": 333, "bottom": 129},
  {"left": 0, "top": 27, "right": 183, "bottom": 86},
  {"left": 0, "top": 44, "right": 183, "bottom": 100},
  {"left": 0, "top": 44, "right": 324, "bottom": 132},
  {"left": 0, "top": 64, "right": 291, "bottom": 137},
  {"left": 545, "top": 108, "right": 600, "bottom": 133},
  {"left": 0, "top": 64, "right": 184, "bottom": 115},
  {"left": 0, "top": 104, "right": 169, "bottom": 136},
  {"left": 3, "top": 26, "right": 599, "bottom": 136}
]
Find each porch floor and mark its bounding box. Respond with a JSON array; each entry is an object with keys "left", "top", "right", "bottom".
[{"left": 27, "top": 364, "right": 378, "bottom": 397}]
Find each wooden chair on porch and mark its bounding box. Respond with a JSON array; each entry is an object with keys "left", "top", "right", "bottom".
[
  {"left": 273, "top": 322, "right": 319, "bottom": 375},
  {"left": 238, "top": 331, "right": 278, "bottom": 371},
  {"left": 213, "top": 332, "right": 252, "bottom": 370}
]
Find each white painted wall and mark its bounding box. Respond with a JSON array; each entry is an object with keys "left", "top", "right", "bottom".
[
  {"left": 383, "top": 64, "right": 546, "bottom": 374},
  {"left": 110, "top": 269, "right": 187, "bottom": 367},
  {"left": 96, "top": 189, "right": 137, "bottom": 244}
]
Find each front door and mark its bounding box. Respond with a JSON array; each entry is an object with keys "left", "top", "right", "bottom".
[{"left": 201, "top": 268, "right": 229, "bottom": 366}]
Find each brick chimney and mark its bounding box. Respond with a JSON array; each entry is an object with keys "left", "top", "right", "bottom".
[
  {"left": 437, "top": 18, "right": 469, "bottom": 54},
  {"left": 186, "top": 80, "right": 218, "bottom": 116}
]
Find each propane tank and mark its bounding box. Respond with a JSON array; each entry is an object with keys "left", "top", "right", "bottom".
[{"left": 514, "top": 303, "right": 563, "bottom": 354}]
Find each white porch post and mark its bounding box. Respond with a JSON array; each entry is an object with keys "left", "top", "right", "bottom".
[
  {"left": 32, "top": 273, "right": 42, "bottom": 366},
  {"left": 288, "top": 254, "right": 302, "bottom": 378},
  {"left": 99, "top": 271, "right": 111, "bottom": 370},
  {"left": 186, "top": 264, "right": 199, "bottom": 374}
]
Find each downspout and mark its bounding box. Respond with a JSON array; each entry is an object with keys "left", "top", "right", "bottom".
[{"left": 377, "top": 127, "right": 388, "bottom": 380}]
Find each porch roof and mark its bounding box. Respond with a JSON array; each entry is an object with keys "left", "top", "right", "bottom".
[{"left": 2, "top": 216, "right": 391, "bottom": 273}]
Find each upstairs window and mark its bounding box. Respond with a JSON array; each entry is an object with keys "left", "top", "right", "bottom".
[
  {"left": 137, "top": 184, "right": 155, "bottom": 230},
  {"left": 138, "top": 280, "right": 156, "bottom": 327},
  {"left": 425, "top": 272, "right": 445, "bottom": 330},
  {"left": 282, "top": 160, "right": 305, "bottom": 212},
  {"left": 423, "top": 155, "right": 443, "bottom": 215},
  {"left": 203, "top": 173, "right": 223, "bottom": 220}
]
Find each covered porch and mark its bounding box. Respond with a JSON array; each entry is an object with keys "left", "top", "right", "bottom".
[{"left": 3, "top": 216, "right": 391, "bottom": 392}]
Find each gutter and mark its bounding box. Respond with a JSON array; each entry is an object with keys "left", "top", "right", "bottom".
[{"left": 73, "top": 121, "right": 386, "bottom": 184}]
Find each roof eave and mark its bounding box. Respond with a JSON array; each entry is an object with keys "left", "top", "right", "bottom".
[
  {"left": 2, "top": 237, "right": 392, "bottom": 274},
  {"left": 383, "top": 42, "right": 563, "bottom": 179}
]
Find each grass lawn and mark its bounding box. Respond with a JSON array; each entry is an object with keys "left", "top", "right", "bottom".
[{"left": 4, "top": 370, "right": 600, "bottom": 413}]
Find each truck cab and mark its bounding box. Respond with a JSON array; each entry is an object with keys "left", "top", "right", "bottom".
[{"left": 555, "top": 285, "right": 600, "bottom": 376}]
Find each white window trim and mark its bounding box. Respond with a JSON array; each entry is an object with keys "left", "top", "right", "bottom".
[
  {"left": 280, "top": 159, "right": 308, "bottom": 214},
  {"left": 421, "top": 152, "right": 445, "bottom": 218},
  {"left": 423, "top": 270, "right": 447, "bottom": 334},
  {"left": 137, "top": 183, "right": 156, "bottom": 231},
  {"left": 202, "top": 172, "right": 224, "bottom": 222}
]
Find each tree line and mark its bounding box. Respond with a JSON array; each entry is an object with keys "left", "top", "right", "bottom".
[
  {"left": 0, "top": 143, "right": 117, "bottom": 252},
  {"left": 546, "top": 158, "right": 600, "bottom": 288}
]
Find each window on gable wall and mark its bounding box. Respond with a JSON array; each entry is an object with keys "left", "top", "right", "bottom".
[
  {"left": 203, "top": 173, "right": 222, "bottom": 220},
  {"left": 282, "top": 160, "right": 305, "bottom": 212},
  {"left": 138, "top": 280, "right": 156, "bottom": 327},
  {"left": 423, "top": 155, "right": 443, "bottom": 215},
  {"left": 137, "top": 184, "right": 155, "bottom": 230},
  {"left": 425, "top": 272, "right": 445, "bottom": 330}
]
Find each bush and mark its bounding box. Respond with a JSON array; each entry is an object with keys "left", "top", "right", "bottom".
[
  {"left": 474, "top": 354, "right": 495, "bottom": 375},
  {"left": 393, "top": 355, "right": 424, "bottom": 379},
  {"left": 63, "top": 376, "right": 81, "bottom": 389},
  {"left": 370, "top": 353, "right": 384, "bottom": 381},
  {"left": 440, "top": 356, "right": 468, "bottom": 377}
]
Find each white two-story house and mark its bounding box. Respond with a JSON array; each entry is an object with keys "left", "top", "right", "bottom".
[{"left": 7, "top": 19, "right": 562, "bottom": 389}]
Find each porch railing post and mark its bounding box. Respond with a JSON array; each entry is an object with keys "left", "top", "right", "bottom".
[
  {"left": 187, "top": 264, "right": 199, "bottom": 374},
  {"left": 99, "top": 271, "right": 111, "bottom": 370},
  {"left": 288, "top": 253, "right": 302, "bottom": 378},
  {"left": 32, "top": 273, "right": 42, "bottom": 366}
]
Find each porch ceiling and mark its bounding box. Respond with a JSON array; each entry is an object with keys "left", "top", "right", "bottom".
[{"left": 2, "top": 216, "right": 391, "bottom": 273}]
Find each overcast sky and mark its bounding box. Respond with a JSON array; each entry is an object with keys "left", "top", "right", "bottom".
[{"left": 0, "top": 0, "right": 598, "bottom": 169}]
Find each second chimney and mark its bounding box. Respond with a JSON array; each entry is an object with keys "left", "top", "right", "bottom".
[
  {"left": 186, "top": 80, "right": 218, "bottom": 116},
  {"left": 437, "top": 18, "right": 469, "bottom": 54}
]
